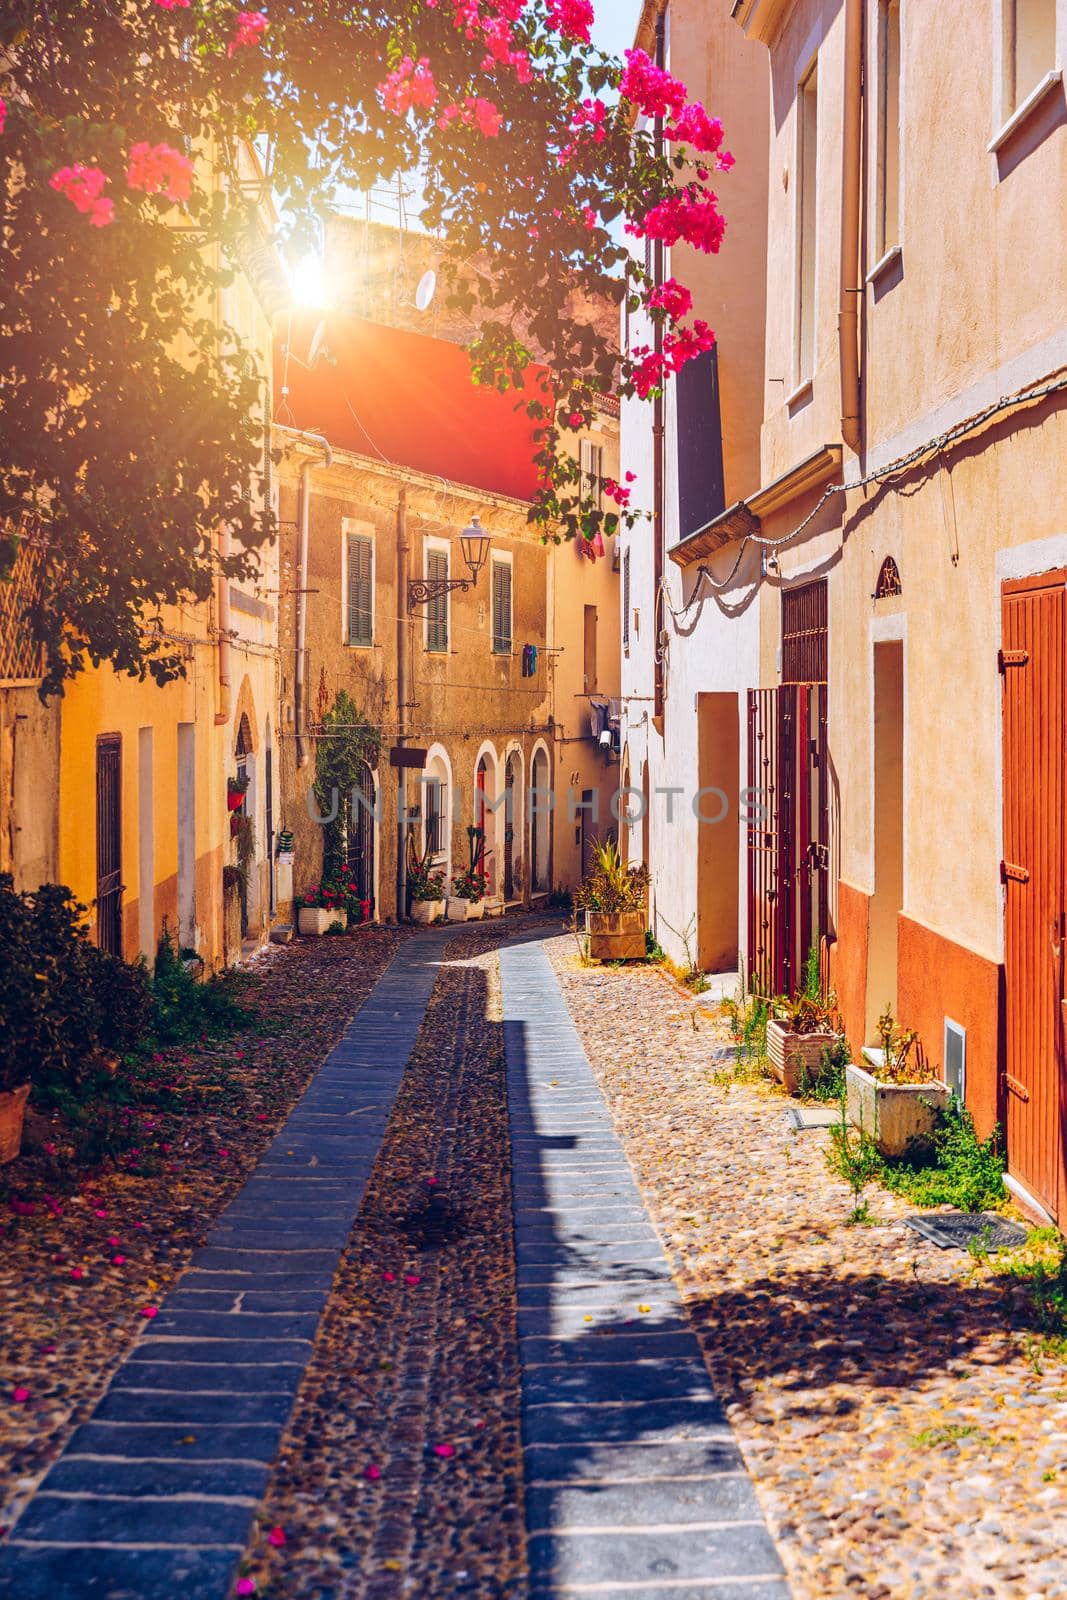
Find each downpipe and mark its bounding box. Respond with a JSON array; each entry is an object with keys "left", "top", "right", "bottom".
[{"left": 839, "top": 0, "right": 864, "bottom": 455}]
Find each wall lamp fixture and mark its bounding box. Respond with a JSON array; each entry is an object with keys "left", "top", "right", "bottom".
[{"left": 407, "top": 516, "right": 492, "bottom": 611}]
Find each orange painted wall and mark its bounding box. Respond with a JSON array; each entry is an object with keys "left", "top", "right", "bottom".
[
  {"left": 897, "top": 915, "right": 1002, "bottom": 1143},
  {"left": 831, "top": 880, "right": 870, "bottom": 1061}
]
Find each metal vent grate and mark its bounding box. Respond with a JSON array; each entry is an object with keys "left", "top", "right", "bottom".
[{"left": 905, "top": 1212, "right": 1027, "bottom": 1252}]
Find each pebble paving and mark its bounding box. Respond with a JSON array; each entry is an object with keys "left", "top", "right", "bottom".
[
  {"left": 500, "top": 938, "right": 789, "bottom": 1600},
  {"left": 0, "top": 928, "right": 453, "bottom": 1599}
]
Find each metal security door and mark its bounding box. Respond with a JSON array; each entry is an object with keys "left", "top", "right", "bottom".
[
  {"left": 95, "top": 735, "right": 123, "bottom": 956},
  {"left": 504, "top": 761, "right": 516, "bottom": 900},
  {"left": 352, "top": 761, "right": 376, "bottom": 910},
  {"left": 1001, "top": 573, "right": 1066, "bottom": 1220}
]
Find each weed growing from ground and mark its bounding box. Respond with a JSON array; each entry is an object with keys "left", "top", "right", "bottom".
[{"left": 878, "top": 1099, "right": 1005, "bottom": 1212}]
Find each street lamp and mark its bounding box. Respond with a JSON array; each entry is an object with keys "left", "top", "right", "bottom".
[{"left": 407, "top": 516, "right": 492, "bottom": 610}]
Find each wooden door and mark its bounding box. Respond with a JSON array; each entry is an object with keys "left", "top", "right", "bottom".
[
  {"left": 1001, "top": 573, "right": 1067, "bottom": 1220},
  {"left": 95, "top": 735, "right": 123, "bottom": 957}
]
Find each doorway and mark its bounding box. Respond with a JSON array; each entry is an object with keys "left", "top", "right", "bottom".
[
  {"left": 865, "top": 640, "right": 904, "bottom": 1043},
  {"left": 697, "top": 693, "right": 740, "bottom": 973},
  {"left": 1001, "top": 570, "right": 1066, "bottom": 1220},
  {"left": 95, "top": 734, "right": 123, "bottom": 956}
]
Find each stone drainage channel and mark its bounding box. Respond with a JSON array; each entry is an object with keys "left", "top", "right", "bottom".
[{"left": 0, "top": 926, "right": 788, "bottom": 1600}]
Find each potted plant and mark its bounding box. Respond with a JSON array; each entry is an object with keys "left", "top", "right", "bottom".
[
  {"left": 296, "top": 881, "right": 349, "bottom": 936},
  {"left": 767, "top": 990, "right": 845, "bottom": 1095},
  {"left": 448, "top": 866, "right": 489, "bottom": 921},
  {"left": 276, "top": 827, "right": 294, "bottom": 866},
  {"left": 0, "top": 1066, "right": 31, "bottom": 1167},
  {"left": 227, "top": 773, "right": 249, "bottom": 812},
  {"left": 408, "top": 864, "right": 447, "bottom": 924},
  {"left": 845, "top": 1007, "right": 950, "bottom": 1157},
  {"left": 575, "top": 838, "right": 649, "bottom": 960}
]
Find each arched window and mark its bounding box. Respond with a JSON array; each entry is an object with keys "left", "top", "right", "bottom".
[{"left": 874, "top": 556, "right": 902, "bottom": 599}]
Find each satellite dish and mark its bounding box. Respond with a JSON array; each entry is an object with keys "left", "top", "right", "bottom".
[
  {"left": 415, "top": 270, "right": 437, "bottom": 312},
  {"left": 306, "top": 319, "right": 328, "bottom": 367}
]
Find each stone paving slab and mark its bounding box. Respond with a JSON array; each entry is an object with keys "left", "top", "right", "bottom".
[
  {"left": 499, "top": 939, "right": 788, "bottom": 1599},
  {"left": 0, "top": 929, "right": 454, "bottom": 1600}
]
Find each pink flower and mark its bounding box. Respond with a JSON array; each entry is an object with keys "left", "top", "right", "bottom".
[
  {"left": 12, "top": 1387, "right": 29, "bottom": 1404},
  {"left": 141, "top": 1305, "right": 159, "bottom": 1319},
  {"left": 0, "top": 99, "right": 7, "bottom": 137},
  {"left": 649, "top": 277, "right": 694, "bottom": 320},
  {"left": 582, "top": 206, "right": 597, "bottom": 230},
  {"left": 381, "top": 1270, "right": 396, "bottom": 1283},
  {"left": 70, "top": 1267, "right": 85, "bottom": 1281},
  {"left": 50, "top": 165, "right": 114, "bottom": 227},
  {"left": 155, "top": 0, "right": 191, "bottom": 7},
  {"left": 364, "top": 1463, "right": 382, "bottom": 1481},
  {"left": 219, "top": 1149, "right": 230, "bottom": 1158},
  {"left": 94, "top": 1209, "right": 107, "bottom": 1219},
  {"left": 666, "top": 103, "right": 726, "bottom": 156},
  {"left": 627, "top": 192, "right": 726, "bottom": 256},
  {"left": 268, "top": 1526, "right": 286, "bottom": 1547},
  {"left": 404, "top": 1274, "right": 421, "bottom": 1287},
  {"left": 112, "top": 1255, "right": 126, "bottom": 1266},
  {"left": 380, "top": 56, "right": 438, "bottom": 116},
  {"left": 228, "top": 11, "right": 268, "bottom": 56},
  {"left": 547, "top": 0, "right": 594, "bottom": 43},
  {"left": 433, "top": 1442, "right": 456, "bottom": 1458},
  {"left": 437, "top": 96, "right": 503, "bottom": 137},
  {"left": 568, "top": 411, "right": 584, "bottom": 428},
  {"left": 236, "top": 1582, "right": 256, "bottom": 1597},
  {"left": 107, "top": 1237, "right": 120, "bottom": 1247},
  {"left": 619, "top": 48, "right": 687, "bottom": 120}
]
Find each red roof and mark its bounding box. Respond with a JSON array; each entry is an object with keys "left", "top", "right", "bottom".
[{"left": 275, "top": 315, "right": 552, "bottom": 503}]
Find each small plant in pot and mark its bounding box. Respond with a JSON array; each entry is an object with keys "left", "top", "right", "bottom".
[
  {"left": 448, "top": 866, "right": 489, "bottom": 922},
  {"left": 575, "top": 838, "right": 649, "bottom": 961},
  {"left": 766, "top": 989, "right": 845, "bottom": 1095},
  {"left": 296, "top": 880, "right": 350, "bottom": 937},
  {"left": 227, "top": 773, "right": 249, "bottom": 812},
  {"left": 845, "top": 1006, "right": 949, "bottom": 1157}
]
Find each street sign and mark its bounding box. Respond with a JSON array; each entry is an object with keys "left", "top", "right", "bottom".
[{"left": 389, "top": 747, "right": 428, "bottom": 770}]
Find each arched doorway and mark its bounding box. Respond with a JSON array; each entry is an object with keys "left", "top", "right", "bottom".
[
  {"left": 530, "top": 744, "right": 551, "bottom": 893},
  {"left": 235, "top": 712, "right": 255, "bottom": 937},
  {"left": 474, "top": 746, "right": 500, "bottom": 896},
  {"left": 351, "top": 760, "right": 376, "bottom": 912},
  {"left": 503, "top": 749, "right": 523, "bottom": 902}
]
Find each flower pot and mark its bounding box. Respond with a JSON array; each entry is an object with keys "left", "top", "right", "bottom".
[
  {"left": 447, "top": 897, "right": 472, "bottom": 922},
  {"left": 0, "top": 1083, "right": 31, "bottom": 1166},
  {"left": 467, "top": 898, "right": 485, "bottom": 920},
  {"left": 276, "top": 852, "right": 294, "bottom": 867},
  {"left": 298, "top": 906, "right": 347, "bottom": 936},
  {"left": 585, "top": 909, "right": 646, "bottom": 961},
  {"left": 227, "top": 790, "right": 245, "bottom": 812},
  {"left": 411, "top": 899, "right": 442, "bottom": 925},
  {"left": 845, "top": 1062, "right": 950, "bottom": 1158},
  {"left": 766, "top": 1022, "right": 840, "bottom": 1095}
]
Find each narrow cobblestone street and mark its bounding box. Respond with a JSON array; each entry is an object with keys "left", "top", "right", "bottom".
[{"left": 3, "top": 920, "right": 1067, "bottom": 1599}]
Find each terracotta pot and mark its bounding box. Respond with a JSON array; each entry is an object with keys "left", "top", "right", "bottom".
[
  {"left": 0, "top": 1083, "right": 31, "bottom": 1166},
  {"left": 845, "top": 1062, "right": 950, "bottom": 1157},
  {"left": 766, "top": 1022, "right": 840, "bottom": 1095},
  {"left": 585, "top": 909, "right": 646, "bottom": 961}
]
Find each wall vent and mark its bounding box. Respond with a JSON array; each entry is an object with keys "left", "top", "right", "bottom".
[{"left": 944, "top": 1018, "right": 966, "bottom": 1101}]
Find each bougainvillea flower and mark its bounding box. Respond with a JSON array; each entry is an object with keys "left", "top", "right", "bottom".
[
  {"left": 433, "top": 1442, "right": 456, "bottom": 1458},
  {"left": 126, "top": 140, "right": 194, "bottom": 203},
  {"left": 12, "top": 1387, "right": 29, "bottom": 1404},
  {"left": 649, "top": 276, "right": 694, "bottom": 319},
  {"left": 154, "top": 0, "right": 191, "bottom": 8},
  {"left": 236, "top": 1581, "right": 256, "bottom": 1596},
  {"left": 380, "top": 56, "right": 438, "bottom": 116},
  {"left": 70, "top": 1267, "right": 85, "bottom": 1281},
  {"left": 364, "top": 1463, "right": 382, "bottom": 1481},
  {"left": 619, "top": 48, "right": 687, "bottom": 120},
  {"left": 0, "top": 98, "right": 7, "bottom": 136},
  {"left": 50, "top": 165, "right": 114, "bottom": 227},
  {"left": 547, "top": 0, "right": 594, "bottom": 43},
  {"left": 112, "top": 1255, "right": 126, "bottom": 1266},
  {"left": 404, "top": 1274, "right": 421, "bottom": 1286},
  {"left": 228, "top": 11, "right": 268, "bottom": 57},
  {"left": 268, "top": 1526, "right": 286, "bottom": 1547},
  {"left": 141, "top": 1305, "right": 159, "bottom": 1319},
  {"left": 381, "top": 1270, "right": 396, "bottom": 1283}
]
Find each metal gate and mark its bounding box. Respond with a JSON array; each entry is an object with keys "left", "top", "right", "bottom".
[
  {"left": 1001, "top": 572, "right": 1066, "bottom": 1221},
  {"left": 504, "top": 759, "right": 516, "bottom": 901},
  {"left": 746, "top": 684, "right": 829, "bottom": 996},
  {"left": 95, "top": 735, "right": 123, "bottom": 957},
  {"left": 351, "top": 760, "right": 376, "bottom": 910}
]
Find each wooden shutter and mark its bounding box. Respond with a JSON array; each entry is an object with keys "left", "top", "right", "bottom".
[
  {"left": 427, "top": 549, "right": 448, "bottom": 652},
  {"left": 347, "top": 534, "right": 373, "bottom": 646},
  {"left": 492, "top": 561, "right": 512, "bottom": 654}
]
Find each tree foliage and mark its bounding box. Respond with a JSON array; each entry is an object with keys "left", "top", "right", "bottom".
[{"left": 0, "top": 0, "right": 731, "bottom": 694}]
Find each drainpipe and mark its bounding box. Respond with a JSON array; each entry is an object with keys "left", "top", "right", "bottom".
[
  {"left": 839, "top": 0, "right": 864, "bottom": 455},
  {"left": 652, "top": 7, "right": 666, "bottom": 729},
  {"left": 294, "top": 432, "right": 332, "bottom": 770},
  {"left": 214, "top": 523, "right": 232, "bottom": 727},
  {"left": 395, "top": 486, "right": 410, "bottom": 922}
]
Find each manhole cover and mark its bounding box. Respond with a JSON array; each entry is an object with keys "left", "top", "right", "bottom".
[
  {"left": 787, "top": 1105, "right": 840, "bottom": 1131},
  {"left": 904, "top": 1212, "right": 1028, "bottom": 1252}
]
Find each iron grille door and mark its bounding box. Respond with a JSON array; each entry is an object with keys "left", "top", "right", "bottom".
[
  {"left": 95, "top": 735, "right": 123, "bottom": 956},
  {"left": 352, "top": 761, "right": 376, "bottom": 908},
  {"left": 781, "top": 579, "right": 828, "bottom": 684}
]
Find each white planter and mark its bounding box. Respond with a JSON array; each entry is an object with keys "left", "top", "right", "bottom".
[
  {"left": 467, "top": 898, "right": 486, "bottom": 920},
  {"left": 766, "top": 1022, "right": 840, "bottom": 1095},
  {"left": 447, "top": 897, "right": 470, "bottom": 922},
  {"left": 411, "top": 899, "right": 444, "bottom": 925},
  {"left": 845, "top": 1062, "right": 950, "bottom": 1158},
  {"left": 298, "top": 906, "right": 347, "bottom": 936}
]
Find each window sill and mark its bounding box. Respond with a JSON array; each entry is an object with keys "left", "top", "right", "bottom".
[
  {"left": 491, "top": 647, "right": 513, "bottom": 658},
  {"left": 866, "top": 244, "right": 902, "bottom": 289},
  {"left": 786, "top": 378, "right": 813, "bottom": 414},
  {"left": 345, "top": 640, "right": 377, "bottom": 650},
  {"left": 988, "top": 69, "right": 1063, "bottom": 155}
]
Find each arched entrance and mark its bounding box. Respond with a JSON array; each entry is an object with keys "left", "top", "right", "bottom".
[
  {"left": 530, "top": 743, "right": 551, "bottom": 893},
  {"left": 503, "top": 749, "right": 523, "bottom": 902}
]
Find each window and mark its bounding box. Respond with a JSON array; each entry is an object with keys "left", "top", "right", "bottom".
[
  {"left": 491, "top": 557, "right": 512, "bottom": 654},
  {"left": 876, "top": 1, "right": 901, "bottom": 259},
  {"left": 425, "top": 544, "right": 449, "bottom": 653},
  {"left": 795, "top": 58, "right": 819, "bottom": 385},
  {"left": 424, "top": 776, "right": 445, "bottom": 858},
  {"left": 622, "top": 550, "right": 631, "bottom": 653},
  {"left": 1006, "top": 0, "right": 1057, "bottom": 111},
  {"left": 580, "top": 438, "right": 603, "bottom": 506},
  {"left": 781, "top": 579, "right": 828, "bottom": 684},
  {"left": 346, "top": 530, "right": 373, "bottom": 646},
  {"left": 584, "top": 604, "right": 598, "bottom": 692}
]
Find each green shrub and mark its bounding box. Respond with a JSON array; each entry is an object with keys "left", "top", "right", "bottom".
[
  {"left": 151, "top": 925, "right": 249, "bottom": 1046},
  {"left": 880, "top": 1099, "right": 1005, "bottom": 1211}
]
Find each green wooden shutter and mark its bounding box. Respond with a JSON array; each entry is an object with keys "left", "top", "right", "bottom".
[
  {"left": 347, "top": 534, "right": 373, "bottom": 646},
  {"left": 492, "top": 561, "right": 512, "bottom": 654},
  {"left": 427, "top": 549, "right": 448, "bottom": 652}
]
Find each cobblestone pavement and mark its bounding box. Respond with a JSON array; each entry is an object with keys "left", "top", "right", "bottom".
[{"left": 546, "top": 939, "right": 1067, "bottom": 1600}]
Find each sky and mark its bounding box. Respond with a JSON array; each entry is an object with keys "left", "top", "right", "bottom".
[{"left": 590, "top": 0, "right": 644, "bottom": 60}]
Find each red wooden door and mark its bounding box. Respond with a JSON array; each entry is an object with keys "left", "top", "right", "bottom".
[{"left": 1001, "top": 573, "right": 1067, "bottom": 1221}]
